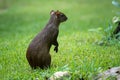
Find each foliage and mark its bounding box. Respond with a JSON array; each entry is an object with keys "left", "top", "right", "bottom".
[
  {"left": 97, "top": 0, "right": 120, "bottom": 46},
  {"left": 112, "top": 0, "right": 120, "bottom": 8},
  {"left": 99, "top": 21, "right": 120, "bottom": 46}
]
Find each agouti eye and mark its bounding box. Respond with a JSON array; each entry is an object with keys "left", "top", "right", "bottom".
[{"left": 60, "top": 14, "right": 64, "bottom": 17}]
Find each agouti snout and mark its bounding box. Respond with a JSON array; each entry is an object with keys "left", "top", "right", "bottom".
[{"left": 26, "top": 10, "right": 67, "bottom": 69}]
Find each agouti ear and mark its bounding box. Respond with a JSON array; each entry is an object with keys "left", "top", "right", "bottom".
[
  {"left": 50, "top": 10, "right": 55, "bottom": 15},
  {"left": 55, "top": 10, "right": 60, "bottom": 16}
]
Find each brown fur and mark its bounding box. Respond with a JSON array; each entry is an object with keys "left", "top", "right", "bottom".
[{"left": 26, "top": 10, "right": 67, "bottom": 69}]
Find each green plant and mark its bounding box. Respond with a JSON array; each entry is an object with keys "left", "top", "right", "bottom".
[
  {"left": 112, "top": 0, "right": 120, "bottom": 8},
  {"left": 98, "top": 0, "right": 120, "bottom": 46},
  {"left": 99, "top": 20, "right": 120, "bottom": 46}
]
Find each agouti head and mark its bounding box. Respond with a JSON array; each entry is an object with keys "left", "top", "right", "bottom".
[{"left": 50, "top": 10, "right": 68, "bottom": 23}]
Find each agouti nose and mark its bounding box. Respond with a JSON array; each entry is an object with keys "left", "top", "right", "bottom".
[{"left": 65, "top": 17, "right": 68, "bottom": 21}]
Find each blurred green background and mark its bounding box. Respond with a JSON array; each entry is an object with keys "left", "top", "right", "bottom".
[{"left": 0, "top": 0, "right": 118, "bottom": 39}]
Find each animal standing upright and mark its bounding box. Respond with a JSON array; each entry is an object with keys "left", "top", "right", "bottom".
[{"left": 26, "top": 10, "right": 67, "bottom": 69}]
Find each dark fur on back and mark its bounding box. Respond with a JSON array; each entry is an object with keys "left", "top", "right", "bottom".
[{"left": 26, "top": 10, "right": 67, "bottom": 69}]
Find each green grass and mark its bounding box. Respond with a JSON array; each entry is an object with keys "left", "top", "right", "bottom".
[{"left": 0, "top": 0, "right": 120, "bottom": 80}]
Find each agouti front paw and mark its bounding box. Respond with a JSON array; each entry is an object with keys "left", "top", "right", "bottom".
[{"left": 54, "top": 47, "right": 58, "bottom": 53}]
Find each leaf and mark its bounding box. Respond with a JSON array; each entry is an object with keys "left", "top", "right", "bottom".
[
  {"left": 112, "top": 0, "right": 120, "bottom": 8},
  {"left": 88, "top": 28, "right": 102, "bottom": 32},
  {"left": 104, "top": 24, "right": 113, "bottom": 32}
]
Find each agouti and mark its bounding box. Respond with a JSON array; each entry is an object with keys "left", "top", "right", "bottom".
[{"left": 26, "top": 10, "right": 67, "bottom": 69}]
